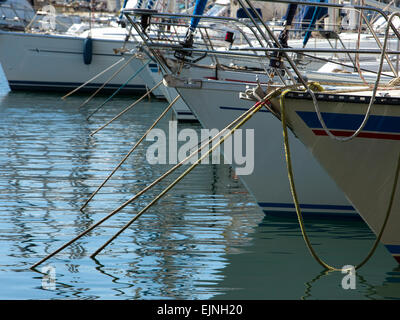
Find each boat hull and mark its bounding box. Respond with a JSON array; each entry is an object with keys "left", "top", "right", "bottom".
[
  {"left": 270, "top": 90, "right": 400, "bottom": 263},
  {"left": 164, "top": 75, "right": 359, "bottom": 219},
  {"left": 0, "top": 31, "right": 148, "bottom": 94}
]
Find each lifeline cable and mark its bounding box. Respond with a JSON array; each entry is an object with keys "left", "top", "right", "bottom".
[{"left": 307, "top": 12, "right": 400, "bottom": 143}]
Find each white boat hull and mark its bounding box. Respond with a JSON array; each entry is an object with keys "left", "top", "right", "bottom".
[
  {"left": 138, "top": 59, "right": 198, "bottom": 121},
  {"left": 0, "top": 31, "right": 148, "bottom": 94},
  {"left": 139, "top": 57, "right": 277, "bottom": 122},
  {"left": 164, "top": 75, "right": 359, "bottom": 219},
  {"left": 271, "top": 89, "right": 400, "bottom": 264}
]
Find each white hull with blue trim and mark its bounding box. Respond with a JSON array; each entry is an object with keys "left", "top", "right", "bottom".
[
  {"left": 0, "top": 29, "right": 164, "bottom": 96},
  {"left": 269, "top": 88, "right": 400, "bottom": 264},
  {"left": 134, "top": 56, "right": 198, "bottom": 121},
  {"left": 163, "top": 74, "right": 359, "bottom": 219}
]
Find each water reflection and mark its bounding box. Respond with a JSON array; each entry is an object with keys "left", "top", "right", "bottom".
[
  {"left": 0, "top": 88, "right": 399, "bottom": 299},
  {"left": 0, "top": 90, "right": 263, "bottom": 299},
  {"left": 213, "top": 214, "right": 400, "bottom": 299},
  {"left": 374, "top": 266, "right": 400, "bottom": 299}
]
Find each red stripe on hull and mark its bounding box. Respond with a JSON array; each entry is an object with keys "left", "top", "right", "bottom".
[
  {"left": 394, "top": 255, "right": 400, "bottom": 264},
  {"left": 312, "top": 129, "right": 400, "bottom": 141}
]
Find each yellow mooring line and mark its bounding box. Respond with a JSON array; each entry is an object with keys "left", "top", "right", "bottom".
[
  {"left": 279, "top": 89, "right": 400, "bottom": 271},
  {"left": 30, "top": 82, "right": 399, "bottom": 270},
  {"left": 89, "top": 91, "right": 280, "bottom": 258},
  {"left": 89, "top": 80, "right": 163, "bottom": 137},
  {"left": 80, "top": 94, "right": 181, "bottom": 211},
  {"left": 61, "top": 57, "right": 125, "bottom": 100},
  {"left": 30, "top": 88, "right": 280, "bottom": 269}
]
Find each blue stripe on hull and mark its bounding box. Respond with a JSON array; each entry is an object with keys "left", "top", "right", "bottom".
[
  {"left": 259, "top": 202, "right": 359, "bottom": 219},
  {"left": 258, "top": 202, "right": 355, "bottom": 211},
  {"left": 28, "top": 48, "right": 120, "bottom": 57},
  {"left": 262, "top": 210, "right": 360, "bottom": 220},
  {"left": 385, "top": 245, "right": 400, "bottom": 254},
  {"left": 176, "top": 111, "right": 194, "bottom": 115},
  {"left": 8, "top": 80, "right": 147, "bottom": 94},
  {"left": 297, "top": 111, "right": 400, "bottom": 134}
]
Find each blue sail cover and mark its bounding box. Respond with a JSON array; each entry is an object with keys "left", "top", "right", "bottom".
[
  {"left": 282, "top": 3, "right": 298, "bottom": 25},
  {"left": 236, "top": 7, "right": 263, "bottom": 19},
  {"left": 298, "top": 0, "right": 328, "bottom": 30},
  {"left": 190, "top": 0, "right": 208, "bottom": 31},
  {"left": 301, "top": 0, "right": 328, "bottom": 46}
]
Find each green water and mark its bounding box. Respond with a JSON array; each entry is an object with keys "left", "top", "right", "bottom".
[{"left": 0, "top": 72, "right": 399, "bottom": 300}]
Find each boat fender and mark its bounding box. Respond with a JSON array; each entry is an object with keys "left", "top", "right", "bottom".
[{"left": 83, "top": 37, "right": 93, "bottom": 65}]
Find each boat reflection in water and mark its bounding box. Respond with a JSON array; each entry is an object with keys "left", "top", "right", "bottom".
[
  {"left": 1, "top": 80, "right": 400, "bottom": 300},
  {"left": 214, "top": 214, "right": 400, "bottom": 300}
]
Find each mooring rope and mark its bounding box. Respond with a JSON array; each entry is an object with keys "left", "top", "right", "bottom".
[
  {"left": 61, "top": 58, "right": 125, "bottom": 100},
  {"left": 279, "top": 88, "right": 400, "bottom": 271},
  {"left": 30, "top": 88, "right": 281, "bottom": 269},
  {"left": 304, "top": 12, "right": 400, "bottom": 143},
  {"left": 90, "top": 90, "right": 282, "bottom": 258},
  {"left": 89, "top": 80, "right": 163, "bottom": 136},
  {"left": 86, "top": 60, "right": 151, "bottom": 121},
  {"left": 81, "top": 94, "right": 181, "bottom": 211},
  {"left": 78, "top": 53, "right": 138, "bottom": 109}
]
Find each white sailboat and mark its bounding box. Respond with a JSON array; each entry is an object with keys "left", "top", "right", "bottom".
[
  {"left": 163, "top": 73, "right": 359, "bottom": 218},
  {"left": 123, "top": 0, "right": 400, "bottom": 265},
  {"left": 0, "top": 27, "right": 150, "bottom": 94},
  {"left": 0, "top": 0, "right": 166, "bottom": 96},
  {"left": 268, "top": 85, "right": 400, "bottom": 264},
  {"left": 128, "top": 0, "right": 400, "bottom": 121}
]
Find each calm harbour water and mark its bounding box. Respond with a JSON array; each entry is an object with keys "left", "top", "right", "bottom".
[{"left": 0, "top": 70, "right": 399, "bottom": 300}]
